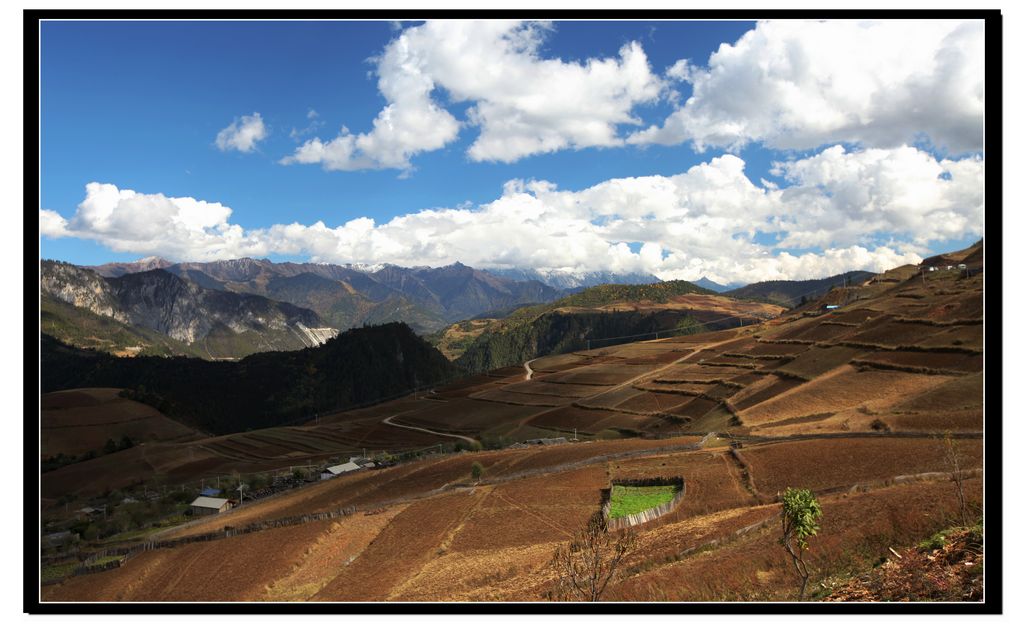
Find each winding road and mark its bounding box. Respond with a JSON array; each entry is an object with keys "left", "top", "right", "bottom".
[{"left": 381, "top": 415, "right": 481, "bottom": 448}]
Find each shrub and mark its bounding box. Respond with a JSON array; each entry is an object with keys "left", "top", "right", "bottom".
[
  {"left": 780, "top": 487, "right": 823, "bottom": 600},
  {"left": 549, "top": 513, "right": 637, "bottom": 601},
  {"left": 471, "top": 461, "right": 484, "bottom": 480}
]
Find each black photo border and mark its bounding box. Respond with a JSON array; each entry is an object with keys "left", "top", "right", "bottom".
[{"left": 24, "top": 7, "right": 1003, "bottom": 615}]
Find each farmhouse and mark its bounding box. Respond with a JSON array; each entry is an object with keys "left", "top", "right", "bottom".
[
  {"left": 190, "top": 496, "right": 230, "bottom": 516},
  {"left": 321, "top": 462, "right": 360, "bottom": 480}
]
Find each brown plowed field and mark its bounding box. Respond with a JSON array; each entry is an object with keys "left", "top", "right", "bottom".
[
  {"left": 875, "top": 409, "right": 982, "bottom": 433},
  {"left": 919, "top": 324, "right": 983, "bottom": 351},
  {"left": 738, "top": 437, "right": 982, "bottom": 496},
  {"left": 654, "top": 365, "right": 747, "bottom": 382},
  {"left": 526, "top": 409, "right": 652, "bottom": 435},
  {"left": 730, "top": 375, "right": 804, "bottom": 410},
  {"left": 398, "top": 399, "right": 549, "bottom": 433},
  {"left": 528, "top": 353, "right": 596, "bottom": 372},
  {"left": 469, "top": 388, "right": 571, "bottom": 407},
  {"left": 822, "top": 309, "right": 881, "bottom": 326},
  {"left": 773, "top": 345, "right": 864, "bottom": 380},
  {"left": 914, "top": 292, "right": 983, "bottom": 321},
  {"left": 448, "top": 467, "right": 607, "bottom": 552},
  {"left": 499, "top": 380, "right": 608, "bottom": 398},
  {"left": 312, "top": 491, "right": 480, "bottom": 600},
  {"left": 759, "top": 319, "right": 848, "bottom": 343},
  {"left": 480, "top": 436, "right": 700, "bottom": 478},
  {"left": 623, "top": 351, "right": 691, "bottom": 365},
  {"left": 741, "top": 367, "right": 951, "bottom": 426},
  {"left": 261, "top": 507, "right": 404, "bottom": 601},
  {"left": 42, "top": 388, "right": 203, "bottom": 458},
  {"left": 617, "top": 390, "right": 701, "bottom": 415},
  {"left": 734, "top": 341, "right": 813, "bottom": 356},
  {"left": 844, "top": 318, "right": 941, "bottom": 346},
  {"left": 41, "top": 433, "right": 983, "bottom": 602},
  {"left": 606, "top": 478, "right": 982, "bottom": 601},
  {"left": 859, "top": 350, "right": 983, "bottom": 373},
  {"left": 890, "top": 372, "right": 983, "bottom": 412},
  {"left": 539, "top": 364, "right": 655, "bottom": 385},
  {"left": 44, "top": 520, "right": 336, "bottom": 602},
  {"left": 636, "top": 380, "right": 718, "bottom": 395},
  {"left": 577, "top": 386, "right": 645, "bottom": 409}
]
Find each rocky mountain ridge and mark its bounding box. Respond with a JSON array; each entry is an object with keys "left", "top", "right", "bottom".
[{"left": 41, "top": 261, "right": 337, "bottom": 356}]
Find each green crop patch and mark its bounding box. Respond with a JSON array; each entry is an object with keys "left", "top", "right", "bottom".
[{"left": 608, "top": 484, "right": 681, "bottom": 519}]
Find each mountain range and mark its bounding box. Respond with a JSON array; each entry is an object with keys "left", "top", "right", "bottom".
[
  {"left": 89, "top": 258, "right": 564, "bottom": 335},
  {"left": 42, "top": 256, "right": 887, "bottom": 361},
  {"left": 484, "top": 267, "right": 661, "bottom": 290},
  {"left": 41, "top": 261, "right": 335, "bottom": 359}
]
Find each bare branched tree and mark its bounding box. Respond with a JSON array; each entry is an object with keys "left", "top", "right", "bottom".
[
  {"left": 940, "top": 432, "right": 970, "bottom": 526},
  {"left": 549, "top": 513, "right": 638, "bottom": 601}
]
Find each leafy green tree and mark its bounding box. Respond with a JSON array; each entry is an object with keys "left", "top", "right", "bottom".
[
  {"left": 674, "top": 314, "right": 706, "bottom": 337},
  {"left": 779, "top": 487, "right": 823, "bottom": 600},
  {"left": 471, "top": 461, "right": 484, "bottom": 481}
]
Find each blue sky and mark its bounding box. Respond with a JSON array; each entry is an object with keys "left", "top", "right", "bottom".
[{"left": 39, "top": 19, "right": 985, "bottom": 283}]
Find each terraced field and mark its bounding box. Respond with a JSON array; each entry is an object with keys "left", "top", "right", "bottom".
[
  {"left": 42, "top": 434, "right": 984, "bottom": 602},
  {"left": 40, "top": 244, "right": 988, "bottom": 601}
]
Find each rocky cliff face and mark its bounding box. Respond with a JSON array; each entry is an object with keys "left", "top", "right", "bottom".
[
  {"left": 41, "top": 261, "right": 337, "bottom": 350},
  {"left": 40, "top": 261, "right": 129, "bottom": 322}
]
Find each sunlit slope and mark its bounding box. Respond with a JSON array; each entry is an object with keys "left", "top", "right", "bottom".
[
  {"left": 43, "top": 433, "right": 981, "bottom": 602},
  {"left": 42, "top": 243, "right": 983, "bottom": 502}
]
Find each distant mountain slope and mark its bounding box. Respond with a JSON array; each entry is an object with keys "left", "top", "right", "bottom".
[
  {"left": 691, "top": 276, "right": 741, "bottom": 293},
  {"left": 485, "top": 267, "right": 661, "bottom": 290},
  {"left": 436, "top": 280, "right": 784, "bottom": 372},
  {"left": 724, "top": 270, "right": 877, "bottom": 307},
  {"left": 41, "top": 322, "right": 462, "bottom": 435},
  {"left": 85, "top": 256, "right": 173, "bottom": 277},
  {"left": 41, "top": 261, "right": 337, "bottom": 358},
  {"left": 157, "top": 258, "right": 563, "bottom": 333},
  {"left": 41, "top": 294, "right": 199, "bottom": 358}
]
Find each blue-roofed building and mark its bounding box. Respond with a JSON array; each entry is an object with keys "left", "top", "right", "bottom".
[{"left": 200, "top": 487, "right": 222, "bottom": 497}]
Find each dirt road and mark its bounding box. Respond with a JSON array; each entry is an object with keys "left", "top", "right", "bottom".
[{"left": 381, "top": 416, "right": 481, "bottom": 448}]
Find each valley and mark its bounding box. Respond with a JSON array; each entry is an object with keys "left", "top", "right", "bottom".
[{"left": 38, "top": 243, "right": 987, "bottom": 602}]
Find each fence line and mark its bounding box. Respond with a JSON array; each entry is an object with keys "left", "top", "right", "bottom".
[{"left": 602, "top": 477, "right": 687, "bottom": 531}]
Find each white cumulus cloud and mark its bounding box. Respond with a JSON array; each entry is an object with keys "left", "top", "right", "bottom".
[
  {"left": 215, "top": 112, "right": 268, "bottom": 153},
  {"left": 281, "top": 20, "right": 664, "bottom": 171},
  {"left": 41, "top": 146, "right": 982, "bottom": 284},
  {"left": 630, "top": 19, "right": 984, "bottom": 153}
]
